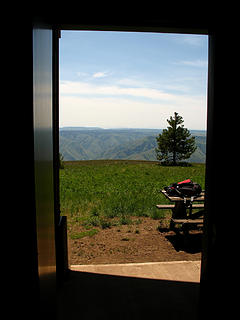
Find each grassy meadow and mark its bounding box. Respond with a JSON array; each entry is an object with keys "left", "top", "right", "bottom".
[{"left": 60, "top": 160, "right": 205, "bottom": 237}]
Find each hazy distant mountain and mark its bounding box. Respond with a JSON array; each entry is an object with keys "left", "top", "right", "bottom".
[
  {"left": 60, "top": 126, "right": 104, "bottom": 131},
  {"left": 59, "top": 127, "right": 206, "bottom": 163}
]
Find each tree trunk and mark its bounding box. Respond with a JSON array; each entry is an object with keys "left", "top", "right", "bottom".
[
  {"left": 173, "top": 113, "right": 177, "bottom": 165},
  {"left": 173, "top": 150, "right": 176, "bottom": 165}
]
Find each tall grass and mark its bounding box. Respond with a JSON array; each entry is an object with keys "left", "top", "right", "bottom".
[{"left": 60, "top": 160, "right": 205, "bottom": 224}]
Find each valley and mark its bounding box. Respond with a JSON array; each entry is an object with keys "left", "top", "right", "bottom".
[{"left": 60, "top": 127, "right": 206, "bottom": 163}]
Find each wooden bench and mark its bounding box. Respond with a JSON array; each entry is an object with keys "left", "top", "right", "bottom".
[
  {"left": 156, "top": 203, "right": 204, "bottom": 210},
  {"left": 170, "top": 218, "right": 204, "bottom": 235},
  {"left": 171, "top": 218, "right": 204, "bottom": 225},
  {"left": 156, "top": 204, "right": 175, "bottom": 209}
]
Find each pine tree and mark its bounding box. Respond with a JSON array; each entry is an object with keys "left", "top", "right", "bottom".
[{"left": 155, "top": 112, "right": 196, "bottom": 165}]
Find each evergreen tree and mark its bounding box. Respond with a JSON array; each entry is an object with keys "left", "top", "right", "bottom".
[{"left": 155, "top": 112, "right": 196, "bottom": 165}]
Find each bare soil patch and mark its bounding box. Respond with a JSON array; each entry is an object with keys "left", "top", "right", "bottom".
[{"left": 68, "top": 217, "right": 202, "bottom": 265}]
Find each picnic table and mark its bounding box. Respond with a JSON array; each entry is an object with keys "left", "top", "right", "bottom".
[{"left": 156, "top": 189, "right": 205, "bottom": 234}]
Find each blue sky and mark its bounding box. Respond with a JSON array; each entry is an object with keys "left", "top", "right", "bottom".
[{"left": 60, "top": 31, "right": 208, "bottom": 130}]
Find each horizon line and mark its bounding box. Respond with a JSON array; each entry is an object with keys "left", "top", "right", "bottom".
[{"left": 59, "top": 126, "right": 207, "bottom": 131}]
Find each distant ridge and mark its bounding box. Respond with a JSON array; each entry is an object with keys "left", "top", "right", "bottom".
[
  {"left": 60, "top": 126, "right": 206, "bottom": 135},
  {"left": 59, "top": 127, "right": 206, "bottom": 163},
  {"left": 60, "top": 126, "right": 104, "bottom": 131}
]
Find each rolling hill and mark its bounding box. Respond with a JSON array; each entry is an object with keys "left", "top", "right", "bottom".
[{"left": 59, "top": 127, "right": 206, "bottom": 163}]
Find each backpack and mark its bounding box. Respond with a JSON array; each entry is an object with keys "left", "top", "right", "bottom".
[{"left": 164, "top": 179, "right": 202, "bottom": 198}]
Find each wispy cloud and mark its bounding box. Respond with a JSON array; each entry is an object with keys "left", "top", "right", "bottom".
[
  {"left": 60, "top": 80, "right": 188, "bottom": 102},
  {"left": 60, "top": 78, "right": 207, "bottom": 129},
  {"left": 59, "top": 93, "right": 207, "bottom": 130},
  {"left": 60, "top": 81, "right": 206, "bottom": 129},
  {"left": 92, "top": 71, "right": 109, "bottom": 78},
  {"left": 76, "top": 72, "right": 88, "bottom": 77},
  {"left": 60, "top": 80, "right": 206, "bottom": 109},
  {"left": 179, "top": 60, "right": 208, "bottom": 68}
]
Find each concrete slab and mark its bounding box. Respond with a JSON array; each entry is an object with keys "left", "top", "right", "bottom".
[{"left": 71, "top": 260, "right": 201, "bottom": 283}]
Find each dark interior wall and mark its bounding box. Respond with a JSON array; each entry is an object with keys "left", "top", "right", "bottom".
[
  {"left": 32, "top": 26, "right": 56, "bottom": 314},
  {"left": 199, "top": 32, "right": 218, "bottom": 317},
  {"left": 200, "top": 29, "right": 230, "bottom": 317}
]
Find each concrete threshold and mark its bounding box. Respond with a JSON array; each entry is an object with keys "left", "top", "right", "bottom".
[{"left": 70, "top": 260, "right": 201, "bottom": 283}]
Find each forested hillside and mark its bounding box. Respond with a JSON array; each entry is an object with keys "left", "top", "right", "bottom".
[{"left": 59, "top": 127, "right": 206, "bottom": 163}]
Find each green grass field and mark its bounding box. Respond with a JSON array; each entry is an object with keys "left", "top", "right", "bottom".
[{"left": 60, "top": 160, "right": 205, "bottom": 231}]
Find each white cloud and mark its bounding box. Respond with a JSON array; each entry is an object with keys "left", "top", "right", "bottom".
[
  {"left": 92, "top": 71, "right": 109, "bottom": 78},
  {"left": 116, "top": 77, "right": 147, "bottom": 87},
  {"left": 60, "top": 96, "right": 174, "bottom": 129},
  {"left": 76, "top": 72, "right": 88, "bottom": 77},
  {"left": 59, "top": 86, "right": 207, "bottom": 129},
  {"left": 174, "top": 59, "right": 208, "bottom": 68},
  {"left": 180, "top": 60, "right": 208, "bottom": 68},
  {"left": 60, "top": 80, "right": 205, "bottom": 105}
]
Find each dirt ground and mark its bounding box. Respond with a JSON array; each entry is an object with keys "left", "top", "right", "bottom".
[{"left": 68, "top": 217, "right": 202, "bottom": 265}]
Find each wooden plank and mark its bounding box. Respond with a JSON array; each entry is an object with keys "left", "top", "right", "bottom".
[
  {"left": 171, "top": 218, "right": 203, "bottom": 224},
  {"left": 156, "top": 204, "right": 175, "bottom": 209},
  {"left": 191, "top": 204, "right": 204, "bottom": 208},
  {"left": 156, "top": 204, "right": 203, "bottom": 209},
  {"left": 156, "top": 205, "right": 204, "bottom": 215}
]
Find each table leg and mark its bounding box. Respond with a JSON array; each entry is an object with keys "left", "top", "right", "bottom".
[
  {"left": 188, "top": 201, "right": 193, "bottom": 218},
  {"left": 172, "top": 201, "right": 187, "bottom": 219}
]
